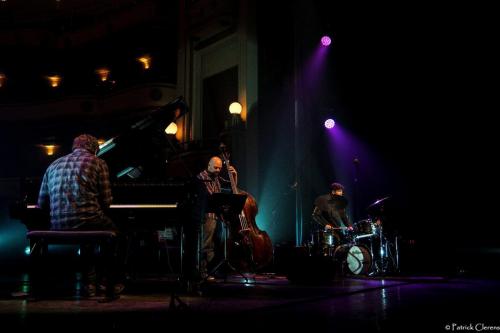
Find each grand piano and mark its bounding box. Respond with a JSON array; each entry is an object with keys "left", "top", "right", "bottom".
[
  {"left": 96, "top": 96, "right": 192, "bottom": 229},
  {"left": 13, "top": 96, "right": 197, "bottom": 275}
]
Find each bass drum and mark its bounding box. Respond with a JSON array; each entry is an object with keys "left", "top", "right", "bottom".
[{"left": 333, "top": 244, "right": 372, "bottom": 275}]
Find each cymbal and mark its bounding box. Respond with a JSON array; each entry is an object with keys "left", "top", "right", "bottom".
[{"left": 367, "top": 196, "right": 391, "bottom": 215}]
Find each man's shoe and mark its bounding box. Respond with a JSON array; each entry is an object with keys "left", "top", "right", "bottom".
[
  {"left": 98, "top": 282, "right": 125, "bottom": 295},
  {"left": 83, "top": 284, "right": 96, "bottom": 297},
  {"left": 113, "top": 283, "right": 125, "bottom": 295}
]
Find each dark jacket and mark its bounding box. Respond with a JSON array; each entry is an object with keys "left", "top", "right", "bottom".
[{"left": 312, "top": 193, "right": 351, "bottom": 228}]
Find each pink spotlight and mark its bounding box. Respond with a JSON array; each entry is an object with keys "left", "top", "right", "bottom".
[
  {"left": 321, "top": 36, "right": 332, "bottom": 46},
  {"left": 324, "top": 119, "right": 335, "bottom": 129}
]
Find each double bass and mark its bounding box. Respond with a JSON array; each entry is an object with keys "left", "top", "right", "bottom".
[{"left": 219, "top": 146, "right": 273, "bottom": 270}]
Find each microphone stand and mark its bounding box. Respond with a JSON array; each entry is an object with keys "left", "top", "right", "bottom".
[{"left": 353, "top": 158, "right": 360, "bottom": 222}]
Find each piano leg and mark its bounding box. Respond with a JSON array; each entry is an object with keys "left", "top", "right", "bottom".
[{"left": 181, "top": 218, "right": 202, "bottom": 287}]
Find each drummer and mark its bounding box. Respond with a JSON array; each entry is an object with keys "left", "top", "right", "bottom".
[{"left": 312, "top": 182, "right": 354, "bottom": 251}]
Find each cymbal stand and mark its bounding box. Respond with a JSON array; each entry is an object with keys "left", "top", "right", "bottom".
[
  {"left": 394, "top": 234, "right": 400, "bottom": 273},
  {"left": 371, "top": 226, "right": 400, "bottom": 275},
  {"left": 380, "top": 226, "right": 389, "bottom": 274}
]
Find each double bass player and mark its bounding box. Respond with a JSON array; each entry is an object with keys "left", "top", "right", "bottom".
[
  {"left": 195, "top": 156, "right": 238, "bottom": 280},
  {"left": 186, "top": 147, "right": 273, "bottom": 289}
]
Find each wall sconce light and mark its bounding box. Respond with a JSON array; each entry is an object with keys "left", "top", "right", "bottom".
[
  {"left": 46, "top": 75, "right": 62, "bottom": 88},
  {"left": 229, "top": 102, "right": 242, "bottom": 115},
  {"left": 95, "top": 68, "right": 110, "bottom": 82},
  {"left": 164, "top": 122, "right": 178, "bottom": 135},
  {"left": 39, "top": 144, "right": 58, "bottom": 156},
  {"left": 137, "top": 55, "right": 152, "bottom": 70},
  {"left": 0, "top": 73, "right": 6, "bottom": 87}
]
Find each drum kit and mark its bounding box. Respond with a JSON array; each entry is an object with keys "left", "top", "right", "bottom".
[{"left": 311, "top": 196, "right": 400, "bottom": 277}]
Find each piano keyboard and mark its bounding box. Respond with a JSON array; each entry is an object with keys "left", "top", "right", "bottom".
[
  {"left": 27, "top": 204, "right": 178, "bottom": 209},
  {"left": 110, "top": 204, "right": 177, "bottom": 209}
]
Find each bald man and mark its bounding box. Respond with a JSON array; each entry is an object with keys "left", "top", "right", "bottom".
[{"left": 196, "top": 156, "right": 237, "bottom": 280}]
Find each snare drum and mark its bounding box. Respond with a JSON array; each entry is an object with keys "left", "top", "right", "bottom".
[{"left": 311, "top": 228, "right": 338, "bottom": 256}]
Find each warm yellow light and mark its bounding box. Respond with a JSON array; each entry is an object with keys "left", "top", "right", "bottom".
[
  {"left": 97, "top": 138, "right": 106, "bottom": 145},
  {"left": 137, "top": 55, "right": 152, "bottom": 70},
  {"left": 229, "top": 102, "right": 242, "bottom": 115},
  {"left": 165, "top": 122, "right": 178, "bottom": 135},
  {"left": 0, "top": 73, "right": 6, "bottom": 87},
  {"left": 41, "top": 144, "right": 57, "bottom": 156},
  {"left": 96, "top": 68, "right": 110, "bottom": 82},
  {"left": 46, "top": 75, "right": 62, "bottom": 88}
]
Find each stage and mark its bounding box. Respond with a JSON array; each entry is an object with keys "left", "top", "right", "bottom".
[{"left": 1, "top": 272, "right": 499, "bottom": 332}]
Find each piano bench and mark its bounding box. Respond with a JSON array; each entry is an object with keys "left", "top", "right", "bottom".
[
  {"left": 26, "top": 230, "right": 117, "bottom": 299},
  {"left": 27, "top": 230, "right": 116, "bottom": 244},
  {"left": 27, "top": 230, "right": 117, "bottom": 253}
]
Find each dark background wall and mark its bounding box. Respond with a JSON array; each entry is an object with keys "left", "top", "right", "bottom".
[
  {"left": 1, "top": 0, "right": 498, "bottom": 276},
  {"left": 255, "top": 0, "right": 499, "bottom": 275}
]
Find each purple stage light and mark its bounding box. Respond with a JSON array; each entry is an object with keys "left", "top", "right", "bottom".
[
  {"left": 324, "top": 119, "right": 335, "bottom": 129},
  {"left": 321, "top": 36, "right": 332, "bottom": 46}
]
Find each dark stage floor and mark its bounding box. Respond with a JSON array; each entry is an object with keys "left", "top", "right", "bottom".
[{"left": 1, "top": 271, "right": 499, "bottom": 332}]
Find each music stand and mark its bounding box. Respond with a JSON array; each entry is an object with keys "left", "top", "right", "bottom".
[{"left": 205, "top": 192, "right": 248, "bottom": 282}]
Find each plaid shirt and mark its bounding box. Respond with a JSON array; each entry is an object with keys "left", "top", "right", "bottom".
[
  {"left": 196, "top": 170, "right": 222, "bottom": 195},
  {"left": 38, "top": 148, "right": 113, "bottom": 230}
]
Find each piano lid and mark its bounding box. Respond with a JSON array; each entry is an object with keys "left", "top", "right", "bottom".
[{"left": 97, "top": 96, "right": 188, "bottom": 181}]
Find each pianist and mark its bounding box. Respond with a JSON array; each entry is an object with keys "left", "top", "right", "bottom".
[{"left": 38, "top": 134, "right": 123, "bottom": 300}]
